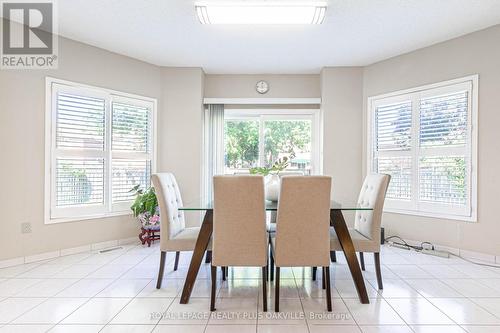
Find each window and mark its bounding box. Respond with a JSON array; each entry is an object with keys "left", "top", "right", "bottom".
[
  {"left": 45, "top": 78, "right": 156, "bottom": 223},
  {"left": 224, "top": 109, "right": 321, "bottom": 175},
  {"left": 367, "top": 76, "right": 477, "bottom": 221}
]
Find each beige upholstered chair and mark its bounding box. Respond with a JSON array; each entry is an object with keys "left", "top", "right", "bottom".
[
  {"left": 211, "top": 175, "right": 268, "bottom": 312},
  {"left": 330, "top": 173, "right": 390, "bottom": 289},
  {"left": 270, "top": 176, "right": 332, "bottom": 312},
  {"left": 152, "top": 173, "right": 209, "bottom": 289}
]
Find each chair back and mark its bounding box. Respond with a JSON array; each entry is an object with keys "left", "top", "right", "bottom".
[
  {"left": 151, "top": 173, "right": 186, "bottom": 243},
  {"left": 354, "top": 173, "right": 391, "bottom": 242},
  {"left": 212, "top": 175, "right": 267, "bottom": 267},
  {"left": 275, "top": 176, "right": 331, "bottom": 267}
]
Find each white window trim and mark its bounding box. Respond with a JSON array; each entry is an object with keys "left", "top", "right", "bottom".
[
  {"left": 366, "top": 75, "right": 478, "bottom": 222},
  {"left": 224, "top": 108, "right": 323, "bottom": 175},
  {"left": 44, "top": 77, "right": 158, "bottom": 224}
]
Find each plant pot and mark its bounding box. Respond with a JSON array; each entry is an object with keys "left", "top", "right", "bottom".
[
  {"left": 137, "top": 207, "right": 160, "bottom": 229},
  {"left": 265, "top": 174, "right": 280, "bottom": 202}
]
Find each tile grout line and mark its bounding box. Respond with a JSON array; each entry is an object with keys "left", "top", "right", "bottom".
[
  {"left": 2, "top": 250, "right": 121, "bottom": 328},
  {"left": 7, "top": 244, "right": 147, "bottom": 331}
]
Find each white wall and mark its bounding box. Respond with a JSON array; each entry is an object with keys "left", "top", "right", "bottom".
[
  {"left": 159, "top": 68, "right": 205, "bottom": 226},
  {"left": 321, "top": 68, "right": 364, "bottom": 223},
  {"left": 363, "top": 25, "right": 500, "bottom": 256},
  {"left": 205, "top": 74, "right": 320, "bottom": 98}
]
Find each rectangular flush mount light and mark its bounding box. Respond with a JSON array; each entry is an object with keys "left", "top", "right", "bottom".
[{"left": 195, "top": 2, "right": 327, "bottom": 25}]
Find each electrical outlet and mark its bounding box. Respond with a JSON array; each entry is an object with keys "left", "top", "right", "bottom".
[{"left": 21, "top": 222, "right": 32, "bottom": 234}]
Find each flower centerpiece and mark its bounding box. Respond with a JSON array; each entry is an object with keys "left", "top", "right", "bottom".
[
  {"left": 129, "top": 185, "right": 160, "bottom": 229},
  {"left": 250, "top": 153, "right": 294, "bottom": 202}
]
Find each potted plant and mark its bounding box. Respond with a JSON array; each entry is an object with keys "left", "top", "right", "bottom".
[
  {"left": 130, "top": 184, "right": 160, "bottom": 230},
  {"left": 250, "top": 153, "right": 294, "bottom": 201}
]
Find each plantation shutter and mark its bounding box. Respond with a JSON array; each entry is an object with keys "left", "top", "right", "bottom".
[
  {"left": 51, "top": 87, "right": 109, "bottom": 218},
  {"left": 373, "top": 99, "right": 413, "bottom": 203},
  {"left": 48, "top": 80, "right": 156, "bottom": 222},
  {"left": 417, "top": 83, "right": 471, "bottom": 216},
  {"left": 111, "top": 100, "right": 154, "bottom": 208},
  {"left": 369, "top": 78, "right": 475, "bottom": 220}
]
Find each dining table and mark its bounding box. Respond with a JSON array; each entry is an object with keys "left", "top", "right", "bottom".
[{"left": 178, "top": 200, "right": 371, "bottom": 305}]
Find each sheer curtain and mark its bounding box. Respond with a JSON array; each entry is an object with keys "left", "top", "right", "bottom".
[{"left": 203, "top": 104, "right": 225, "bottom": 203}]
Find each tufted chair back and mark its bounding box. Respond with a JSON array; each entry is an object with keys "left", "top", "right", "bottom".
[
  {"left": 151, "top": 173, "right": 186, "bottom": 244},
  {"left": 354, "top": 174, "right": 391, "bottom": 242},
  {"left": 275, "top": 176, "right": 332, "bottom": 267}
]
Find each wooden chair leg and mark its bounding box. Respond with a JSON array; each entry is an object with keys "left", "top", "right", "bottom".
[
  {"left": 205, "top": 250, "right": 212, "bottom": 263},
  {"left": 330, "top": 251, "right": 337, "bottom": 262},
  {"left": 275, "top": 267, "right": 280, "bottom": 312},
  {"left": 210, "top": 265, "right": 217, "bottom": 311},
  {"left": 374, "top": 252, "right": 383, "bottom": 289},
  {"left": 322, "top": 267, "right": 326, "bottom": 290},
  {"left": 312, "top": 267, "right": 317, "bottom": 281},
  {"left": 359, "top": 252, "right": 365, "bottom": 271},
  {"left": 156, "top": 251, "right": 166, "bottom": 289},
  {"left": 173, "top": 251, "right": 180, "bottom": 271},
  {"left": 325, "top": 266, "right": 332, "bottom": 312},
  {"left": 262, "top": 266, "right": 267, "bottom": 312}
]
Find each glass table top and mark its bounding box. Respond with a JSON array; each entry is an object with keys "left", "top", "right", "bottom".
[{"left": 179, "top": 199, "right": 373, "bottom": 211}]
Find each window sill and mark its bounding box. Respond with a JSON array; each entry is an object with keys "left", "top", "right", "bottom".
[
  {"left": 45, "top": 210, "right": 133, "bottom": 225},
  {"left": 383, "top": 207, "right": 477, "bottom": 223}
]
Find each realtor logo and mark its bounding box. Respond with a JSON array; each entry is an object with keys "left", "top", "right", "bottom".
[{"left": 1, "top": 0, "right": 58, "bottom": 69}]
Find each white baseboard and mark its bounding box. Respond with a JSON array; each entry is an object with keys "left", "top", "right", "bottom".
[
  {"left": 388, "top": 236, "right": 499, "bottom": 264},
  {"left": 60, "top": 245, "right": 92, "bottom": 257},
  {"left": 0, "top": 237, "right": 141, "bottom": 269},
  {"left": 25, "top": 250, "right": 60, "bottom": 264},
  {"left": 91, "top": 240, "right": 119, "bottom": 251}
]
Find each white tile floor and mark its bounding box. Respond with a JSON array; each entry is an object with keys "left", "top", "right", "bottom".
[{"left": 1, "top": 244, "right": 500, "bottom": 332}]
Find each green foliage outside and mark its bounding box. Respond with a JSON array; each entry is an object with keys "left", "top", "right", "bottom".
[{"left": 224, "top": 119, "right": 311, "bottom": 170}]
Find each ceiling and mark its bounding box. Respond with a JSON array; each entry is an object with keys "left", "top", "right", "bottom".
[{"left": 55, "top": 0, "right": 500, "bottom": 74}]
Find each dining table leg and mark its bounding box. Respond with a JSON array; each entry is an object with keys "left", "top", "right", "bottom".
[
  {"left": 180, "top": 210, "right": 213, "bottom": 304},
  {"left": 330, "top": 209, "right": 369, "bottom": 304}
]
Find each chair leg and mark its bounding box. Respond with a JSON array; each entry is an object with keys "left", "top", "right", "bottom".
[
  {"left": 359, "top": 252, "right": 365, "bottom": 271},
  {"left": 275, "top": 267, "right": 280, "bottom": 312},
  {"left": 270, "top": 251, "right": 274, "bottom": 281},
  {"left": 322, "top": 267, "right": 326, "bottom": 290},
  {"left": 221, "top": 267, "right": 226, "bottom": 281},
  {"left": 210, "top": 265, "right": 217, "bottom": 311},
  {"left": 262, "top": 266, "right": 267, "bottom": 312},
  {"left": 156, "top": 251, "right": 166, "bottom": 289},
  {"left": 312, "top": 267, "right": 317, "bottom": 281},
  {"left": 173, "top": 251, "right": 180, "bottom": 271},
  {"left": 330, "top": 251, "right": 337, "bottom": 263},
  {"left": 325, "top": 266, "right": 332, "bottom": 312},
  {"left": 374, "top": 252, "right": 383, "bottom": 290},
  {"left": 205, "top": 250, "right": 212, "bottom": 263}
]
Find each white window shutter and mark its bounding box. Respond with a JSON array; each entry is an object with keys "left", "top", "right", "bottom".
[
  {"left": 369, "top": 77, "right": 476, "bottom": 220},
  {"left": 47, "top": 80, "right": 156, "bottom": 223},
  {"left": 375, "top": 101, "right": 412, "bottom": 151},
  {"left": 111, "top": 101, "right": 153, "bottom": 206},
  {"left": 56, "top": 93, "right": 105, "bottom": 150}
]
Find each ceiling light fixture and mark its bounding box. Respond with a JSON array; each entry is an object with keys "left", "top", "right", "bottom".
[{"left": 195, "top": 2, "right": 327, "bottom": 25}]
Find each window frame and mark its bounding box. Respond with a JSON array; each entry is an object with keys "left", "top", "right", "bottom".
[
  {"left": 223, "top": 108, "right": 323, "bottom": 175},
  {"left": 45, "top": 77, "right": 157, "bottom": 224},
  {"left": 366, "top": 75, "right": 478, "bottom": 222}
]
